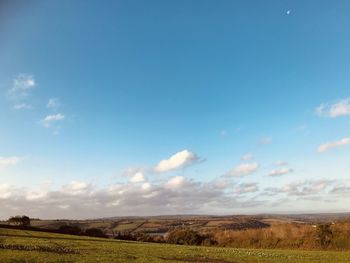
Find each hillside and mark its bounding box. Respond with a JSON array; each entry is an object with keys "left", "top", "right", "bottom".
[{"left": 1, "top": 227, "right": 350, "bottom": 262}]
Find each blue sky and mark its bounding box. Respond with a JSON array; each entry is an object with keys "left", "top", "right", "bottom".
[{"left": 0, "top": 0, "right": 350, "bottom": 219}]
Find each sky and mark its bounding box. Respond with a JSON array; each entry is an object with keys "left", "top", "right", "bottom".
[{"left": 0, "top": 0, "right": 350, "bottom": 219}]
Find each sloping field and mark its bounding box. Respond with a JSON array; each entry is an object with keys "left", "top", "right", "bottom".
[{"left": 1, "top": 228, "right": 350, "bottom": 262}]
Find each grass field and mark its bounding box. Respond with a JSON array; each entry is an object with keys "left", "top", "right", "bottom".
[{"left": 1, "top": 228, "right": 350, "bottom": 262}]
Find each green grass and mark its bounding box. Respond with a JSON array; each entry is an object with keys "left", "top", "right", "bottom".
[{"left": 1, "top": 228, "right": 350, "bottom": 262}]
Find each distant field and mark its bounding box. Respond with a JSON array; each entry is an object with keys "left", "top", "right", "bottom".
[
  {"left": 1, "top": 228, "right": 350, "bottom": 262},
  {"left": 26, "top": 215, "right": 276, "bottom": 235}
]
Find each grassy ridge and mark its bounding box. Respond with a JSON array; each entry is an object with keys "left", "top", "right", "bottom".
[{"left": 1, "top": 228, "right": 350, "bottom": 262}]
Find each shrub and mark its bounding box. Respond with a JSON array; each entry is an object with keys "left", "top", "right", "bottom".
[
  {"left": 316, "top": 224, "right": 333, "bottom": 249},
  {"left": 8, "top": 216, "right": 31, "bottom": 227},
  {"left": 58, "top": 225, "right": 82, "bottom": 235},
  {"left": 85, "top": 228, "right": 107, "bottom": 238},
  {"left": 166, "top": 229, "right": 204, "bottom": 246}
]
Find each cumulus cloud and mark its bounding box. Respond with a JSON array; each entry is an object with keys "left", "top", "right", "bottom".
[
  {"left": 40, "top": 113, "right": 65, "bottom": 128},
  {"left": 265, "top": 180, "right": 335, "bottom": 196},
  {"left": 130, "top": 172, "right": 146, "bottom": 183},
  {"left": 318, "top": 137, "right": 350, "bottom": 153},
  {"left": 1, "top": 175, "right": 344, "bottom": 219},
  {"left": 226, "top": 162, "right": 259, "bottom": 177},
  {"left": 0, "top": 177, "right": 265, "bottom": 219},
  {"left": 241, "top": 153, "right": 253, "bottom": 161},
  {"left": 165, "top": 176, "right": 187, "bottom": 189},
  {"left": 234, "top": 183, "right": 259, "bottom": 194},
  {"left": 268, "top": 168, "right": 293, "bottom": 177},
  {"left": 316, "top": 98, "right": 350, "bottom": 118},
  {"left": 61, "top": 181, "right": 91, "bottom": 195},
  {"left": 0, "top": 184, "right": 12, "bottom": 199},
  {"left": 0, "top": 156, "right": 20, "bottom": 170},
  {"left": 154, "top": 150, "right": 199, "bottom": 173}
]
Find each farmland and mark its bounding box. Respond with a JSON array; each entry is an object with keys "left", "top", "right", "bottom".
[
  {"left": 20, "top": 215, "right": 296, "bottom": 236},
  {"left": 1, "top": 227, "right": 350, "bottom": 262}
]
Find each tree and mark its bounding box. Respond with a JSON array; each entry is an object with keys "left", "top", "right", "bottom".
[
  {"left": 58, "top": 225, "right": 82, "bottom": 235},
  {"left": 316, "top": 224, "right": 333, "bottom": 249},
  {"left": 8, "top": 216, "right": 31, "bottom": 227},
  {"left": 166, "top": 229, "right": 204, "bottom": 245},
  {"left": 21, "top": 216, "right": 30, "bottom": 227},
  {"left": 85, "top": 228, "right": 106, "bottom": 238}
]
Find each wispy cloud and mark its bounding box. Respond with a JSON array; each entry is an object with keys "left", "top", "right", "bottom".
[
  {"left": 7, "top": 74, "right": 36, "bottom": 108},
  {"left": 154, "top": 150, "right": 199, "bottom": 173},
  {"left": 0, "top": 156, "right": 21, "bottom": 170},
  {"left": 275, "top": 161, "right": 288, "bottom": 166},
  {"left": 241, "top": 153, "right": 253, "bottom": 161},
  {"left": 316, "top": 98, "right": 350, "bottom": 118},
  {"left": 11, "top": 74, "right": 36, "bottom": 93},
  {"left": 13, "top": 103, "right": 33, "bottom": 110},
  {"left": 234, "top": 182, "right": 259, "bottom": 194},
  {"left": 318, "top": 137, "right": 350, "bottom": 153},
  {"left": 268, "top": 168, "right": 293, "bottom": 177},
  {"left": 40, "top": 113, "right": 65, "bottom": 128},
  {"left": 226, "top": 162, "right": 259, "bottom": 177},
  {"left": 265, "top": 179, "right": 335, "bottom": 196},
  {"left": 47, "top": 98, "right": 60, "bottom": 111}
]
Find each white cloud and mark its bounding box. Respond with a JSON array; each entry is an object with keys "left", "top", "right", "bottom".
[
  {"left": 165, "top": 176, "right": 186, "bottom": 189},
  {"left": 7, "top": 74, "right": 36, "bottom": 105},
  {"left": 330, "top": 184, "right": 350, "bottom": 194},
  {"left": 318, "top": 137, "right": 350, "bottom": 153},
  {"left": 266, "top": 179, "right": 335, "bottom": 196},
  {"left": 40, "top": 113, "right": 65, "bottom": 128},
  {"left": 130, "top": 172, "right": 146, "bottom": 183},
  {"left": 227, "top": 162, "right": 259, "bottom": 177},
  {"left": 0, "top": 184, "right": 12, "bottom": 199},
  {"left": 0, "top": 177, "right": 264, "bottom": 219},
  {"left": 275, "top": 161, "right": 288, "bottom": 166},
  {"left": 316, "top": 98, "right": 350, "bottom": 118},
  {"left": 26, "top": 190, "right": 48, "bottom": 200},
  {"left": 61, "top": 181, "right": 91, "bottom": 195},
  {"left": 234, "top": 183, "right": 259, "bottom": 194},
  {"left": 154, "top": 150, "right": 199, "bottom": 173},
  {"left": 47, "top": 98, "right": 60, "bottom": 111},
  {"left": 0, "top": 156, "right": 20, "bottom": 170},
  {"left": 13, "top": 103, "right": 33, "bottom": 110},
  {"left": 141, "top": 182, "right": 152, "bottom": 191},
  {"left": 268, "top": 168, "right": 293, "bottom": 177},
  {"left": 12, "top": 74, "right": 36, "bottom": 92},
  {"left": 241, "top": 153, "right": 253, "bottom": 161},
  {"left": 4, "top": 176, "right": 345, "bottom": 219}
]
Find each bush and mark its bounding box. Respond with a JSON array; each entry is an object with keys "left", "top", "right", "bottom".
[
  {"left": 85, "top": 228, "right": 107, "bottom": 238},
  {"left": 166, "top": 229, "right": 204, "bottom": 246},
  {"left": 8, "top": 216, "right": 31, "bottom": 227},
  {"left": 316, "top": 224, "right": 333, "bottom": 249},
  {"left": 58, "top": 225, "right": 82, "bottom": 235}
]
